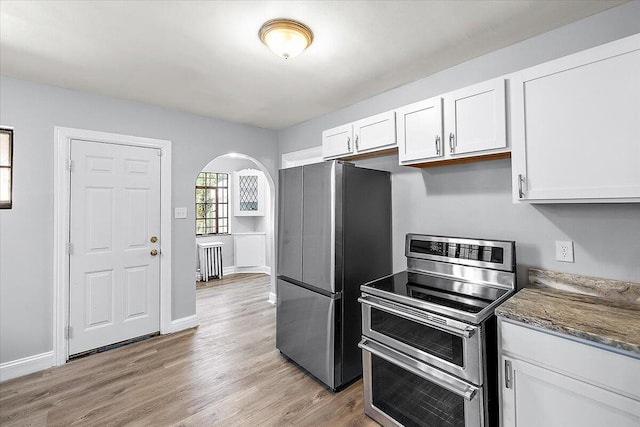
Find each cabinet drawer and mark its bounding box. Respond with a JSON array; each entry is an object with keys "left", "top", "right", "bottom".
[{"left": 499, "top": 318, "right": 639, "bottom": 399}]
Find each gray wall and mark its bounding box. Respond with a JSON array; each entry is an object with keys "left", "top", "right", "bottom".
[
  {"left": 278, "top": 2, "right": 640, "bottom": 285},
  {"left": 0, "top": 77, "right": 278, "bottom": 363}
]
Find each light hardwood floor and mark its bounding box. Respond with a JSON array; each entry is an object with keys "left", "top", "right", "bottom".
[{"left": 0, "top": 274, "right": 378, "bottom": 426}]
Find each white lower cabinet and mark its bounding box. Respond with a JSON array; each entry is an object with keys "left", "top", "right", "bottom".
[
  {"left": 499, "top": 319, "right": 640, "bottom": 427},
  {"left": 511, "top": 33, "right": 640, "bottom": 203},
  {"left": 234, "top": 233, "right": 266, "bottom": 267}
]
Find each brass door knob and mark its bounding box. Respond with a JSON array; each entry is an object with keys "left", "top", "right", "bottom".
[
  {"left": 150, "top": 236, "right": 158, "bottom": 243},
  {"left": 150, "top": 249, "right": 158, "bottom": 256}
]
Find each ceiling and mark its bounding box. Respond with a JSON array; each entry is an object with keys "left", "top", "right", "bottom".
[{"left": 0, "top": 1, "right": 626, "bottom": 130}]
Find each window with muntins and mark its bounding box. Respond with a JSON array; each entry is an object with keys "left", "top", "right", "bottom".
[
  {"left": 195, "top": 172, "right": 229, "bottom": 235},
  {"left": 0, "top": 128, "right": 13, "bottom": 209}
]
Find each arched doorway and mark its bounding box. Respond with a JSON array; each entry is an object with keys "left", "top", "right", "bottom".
[{"left": 193, "top": 152, "right": 276, "bottom": 303}]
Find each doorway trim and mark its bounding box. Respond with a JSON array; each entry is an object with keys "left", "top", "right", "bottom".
[
  {"left": 199, "top": 153, "right": 277, "bottom": 303},
  {"left": 53, "top": 127, "right": 172, "bottom": 366}
]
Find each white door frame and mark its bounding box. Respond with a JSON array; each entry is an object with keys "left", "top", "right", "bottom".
[{"left": 53, "top": 127, "right": 172, "bottom": 366}]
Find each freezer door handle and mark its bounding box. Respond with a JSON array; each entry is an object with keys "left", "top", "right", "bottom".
[{"left": 278, "top": 276, "right": 341, "bottom": 299}]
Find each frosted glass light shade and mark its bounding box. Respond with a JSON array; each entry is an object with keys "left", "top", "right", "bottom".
[{"left": 259, "top": 18, "right": 313, "bottom": 59}]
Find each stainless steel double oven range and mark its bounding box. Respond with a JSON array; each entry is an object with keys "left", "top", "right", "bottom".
[{"left": 359, "top": 234, "right": 516, "bottom": 427}]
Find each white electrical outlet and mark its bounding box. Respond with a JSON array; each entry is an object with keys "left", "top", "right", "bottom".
[{"left": 555, "top": 240, "right": 574, "bottom": 263}]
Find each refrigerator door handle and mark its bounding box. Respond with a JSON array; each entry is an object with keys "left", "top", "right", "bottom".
[{"left": 278, "top": 276, "right": 342, "bottom": 299}]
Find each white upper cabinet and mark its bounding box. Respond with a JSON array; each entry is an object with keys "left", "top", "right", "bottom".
[
  {"left": 234, "top": 169, "right": 265, "bottom": 216},
  {"left": 444, "top": 78, "right": 507, "bottom": 156},
  {"left": 511, "top": 34, "right": 640, "bottom": 203},
  {"left": 396, "top": 97, "right": 444, "bottom": 164},
  {"left": 322, "top": 123, "right": 353, "bottom": 159},
  {"left": 352, "top": 111, "right": 396, "bottom": 154},
  {"left": 322, "top": 111, "right": 396, "bottom": 160},
  {"left": 396, "top": 79, "right": 507, "bottom": 166}
]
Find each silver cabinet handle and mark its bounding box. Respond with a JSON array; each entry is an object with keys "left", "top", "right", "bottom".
[
  {"left": 358, "top": 295, "right": 476, "bottom": 338},
  {"left": 449, "top": 132, "right": 455, "bottom": 153},
  {"left": 355, "top": 134, "right": 359, "bottom": 151},
  {"left": 504, "top": 359, "right": 513, "bottom": 389},
  {"left": 359, "top": 338, "right": 478, "bottom": 401},
  {"left": 518, "top": 174, "right": 525, "bottom": 199},
  {"left": 435, "top": 135, "right": 441, "bottom": 155},
  {"left": 346, "top": 136, "right": 351, "bottom": 152}
]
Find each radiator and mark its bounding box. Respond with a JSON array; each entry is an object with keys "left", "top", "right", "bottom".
[{"left": 198, "top": 242, "right": 224, "bottom": 281}]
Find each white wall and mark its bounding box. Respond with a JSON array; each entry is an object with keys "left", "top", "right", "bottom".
[
  {"left": 0, "top": 77, "right": 278, "bottom": 364},
  {"left": 278, "top": 2, "right": 640, "bottom": 286},
  {"left": 197, "top": 157, "right": 271, "bottom": 271}
]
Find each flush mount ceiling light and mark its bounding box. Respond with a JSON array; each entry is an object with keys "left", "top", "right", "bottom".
[{"left": 259, "top": 18, "right": 313, "bottom": 59}]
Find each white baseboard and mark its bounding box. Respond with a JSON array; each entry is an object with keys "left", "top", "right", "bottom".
[
  {"left": 0, "top": 351, "right": 55, "bottom": 383},
  {"left": 268, "top": 292, "right": 276, "bottom": 305},
  {"left": 218, "top": 265, "right": 271, "bottom": 276},
  {"left": 166, "top": 314, "right": 198, "bottom": 334}
]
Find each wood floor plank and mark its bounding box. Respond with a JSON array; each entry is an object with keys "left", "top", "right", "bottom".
[{"left": 0, "top": 273, "right": 378, "bottom": 426}]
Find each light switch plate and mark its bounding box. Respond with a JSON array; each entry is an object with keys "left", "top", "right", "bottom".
[
  {"left": 555, "top": 240, "right": 574, "bottom": 263},
  {"left": 174, "top": 207, "right": 187, "bottom": 219}
]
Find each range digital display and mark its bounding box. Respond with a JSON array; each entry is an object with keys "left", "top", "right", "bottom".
[{"left": 410, "top": 240, "right": 504, "bottom": 264}]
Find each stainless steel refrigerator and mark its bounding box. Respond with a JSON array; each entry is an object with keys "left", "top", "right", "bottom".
[{"left": 277, "top": 161, "right": 392, "bottom": 391}]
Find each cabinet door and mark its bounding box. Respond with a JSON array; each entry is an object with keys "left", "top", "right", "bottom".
[
  {"left": 234, "top": 234, "right": 266, "bottom": 267},
  {"left": 302, "top": 162, "right": 334, "bottom": 293},
  {"left": 233, "top": 169, "right": 265, "bottom": 216},
  {"left": 353, "top": 111, "right": 396, "bottom": 154},
  {"left": 396, "top": 98, "right": 443, "bottom": 164},
  {"left": 501, "top": 356, "right": 640, "bottom": 427},
  {"left": 322, "top": 123, "right": 353, "bottom": 159},
  {"left": 444, "top": 78, "right": 507, "bottom": 156},
  {"left": 277, "top": 167, "right": 303, "bottom": 281},
  {"left": 276, "top": 279, "right": 336, "bottom": 389},
  {"left": 511, "top": 34, "right": 640, "bottom": 202}
]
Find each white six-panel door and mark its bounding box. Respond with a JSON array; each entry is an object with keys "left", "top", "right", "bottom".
[{"left": 69, "top": 139, "right": 161, "bottom": 355}]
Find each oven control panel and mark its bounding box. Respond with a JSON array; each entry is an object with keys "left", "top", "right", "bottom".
[
  {"left": 411, "top": 240, "right": 504, "bottom": 263},
  {"left": 405, "top": 234, "right": 515, "bottom": 272}
]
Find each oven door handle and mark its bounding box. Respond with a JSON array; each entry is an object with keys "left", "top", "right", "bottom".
[
  {"left": 359, "top": 338, "right": 479, "bottom": 401},
  {"left": 358, "top": 295, "right": 476, "bottom": 338}
]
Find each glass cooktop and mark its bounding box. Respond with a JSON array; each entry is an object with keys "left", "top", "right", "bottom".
[{"left": 362, "top": 271, "right": 509, "bottom": 318}]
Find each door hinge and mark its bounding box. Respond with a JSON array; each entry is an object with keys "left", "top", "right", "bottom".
[
  {"left": 157, "top": 150, "right": 162, "bottom": 157},
  {"left": 65, "top": 326, "right": 73, "bottom": 339},
  {"left": 66, "top": 242, "right": 74, "bottom": 255},
  {"left": 504, "top": 359, "right": 513, "bottom": 389},
  {"left": 66, "top": 159, "right": 74, "bottom": 172}
]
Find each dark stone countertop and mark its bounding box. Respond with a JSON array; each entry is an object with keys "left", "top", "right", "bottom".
[{"left": 496, "top": 270, "right": 640, "bottom": 356}]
